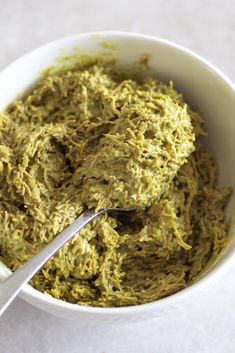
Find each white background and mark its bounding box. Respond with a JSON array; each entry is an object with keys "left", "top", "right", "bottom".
[{"left": 0, "top": 1, "right": 234, "bottom": 352}]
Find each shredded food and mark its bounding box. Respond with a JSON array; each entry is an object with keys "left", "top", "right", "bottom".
[{"left": 0, "top": 59, "right": 231, "bottom": 307}]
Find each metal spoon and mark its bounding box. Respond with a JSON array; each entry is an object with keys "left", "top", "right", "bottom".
[{"left": 0, "top": 208, "right": 134, "bottom": 317}]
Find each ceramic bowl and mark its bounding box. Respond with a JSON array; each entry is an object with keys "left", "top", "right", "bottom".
[{"left": 0, "top": 32, "right": 234, "bottom": 322}]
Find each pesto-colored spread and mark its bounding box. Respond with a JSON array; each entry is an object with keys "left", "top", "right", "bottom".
[{"left": 0, "top": 59, "right": 231, "bottom": 307}]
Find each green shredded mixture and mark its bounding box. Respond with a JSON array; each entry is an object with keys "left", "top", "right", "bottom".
[{"left": 0, "top": 59, "right": 231, "bottom": 307}]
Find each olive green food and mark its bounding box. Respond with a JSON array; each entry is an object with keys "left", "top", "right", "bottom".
[{"left": 0, "top": 59, "right": 231, "bottom": 307}]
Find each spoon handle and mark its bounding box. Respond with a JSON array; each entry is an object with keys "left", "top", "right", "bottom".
[{"left": 0, "top": 209, "right": 102, "bottom": 317}]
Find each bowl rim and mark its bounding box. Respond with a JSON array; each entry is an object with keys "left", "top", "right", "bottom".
[{"left": 1, "top": 30, "right": 235, "bottom": 316}]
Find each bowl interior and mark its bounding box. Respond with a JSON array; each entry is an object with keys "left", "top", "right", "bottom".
[{"left": 0, "top": 32, "right": 234, "bottom": 320}]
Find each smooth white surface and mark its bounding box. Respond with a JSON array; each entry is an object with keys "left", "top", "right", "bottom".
[{"left": 0, "top": 0, "right": 234, "bottom": 352}]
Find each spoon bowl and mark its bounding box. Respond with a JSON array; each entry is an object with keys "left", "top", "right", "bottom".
[{"left": 0, "top": 208, "right": 135, "bottom": 317}]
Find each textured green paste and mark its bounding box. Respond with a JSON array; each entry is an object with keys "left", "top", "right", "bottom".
[{"left": 0, "top": 59, "right": 231, "bottom": 307}]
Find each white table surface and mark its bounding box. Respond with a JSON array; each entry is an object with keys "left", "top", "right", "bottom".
[{"left": 0, "top": 0, "right": 234, "bottom": 352}]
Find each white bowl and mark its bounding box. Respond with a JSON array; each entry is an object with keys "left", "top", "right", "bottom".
[{"left": 0, "top": 32, "right": 235, "bottom": 323}]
